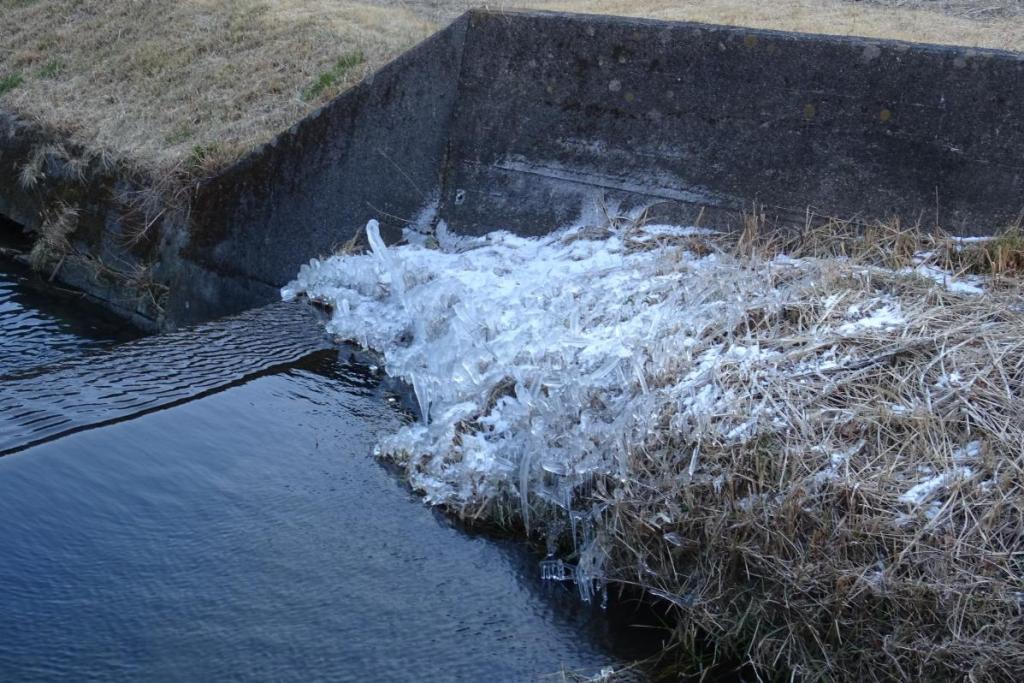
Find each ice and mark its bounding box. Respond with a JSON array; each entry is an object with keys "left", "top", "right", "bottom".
[
  {"left": 283, "top": 217, "right": 997, "bottom": 598},
  {"left": 836, "top": 302, "right": 905, "bottom": 335},
  {"left": 899, "top": 467, "right": 973, "bottom": 505},
  {"left": 540, "top": 558, "right": 574, "bottom": 582},
  {"left": 903, "top": 264, "right": 986, "bottom": 295},
  {"left": 955, "top": 440, "right": 983, "bottom": 461},
  {"left": 663, "top": 532, "right": 685, "bottom": 547}
]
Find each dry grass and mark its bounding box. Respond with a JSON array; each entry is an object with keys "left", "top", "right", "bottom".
[
  {"left": 443, "top": 218, "right": 1024, "bottom": 680},
  {"left": 393, "top": 0, "right": 1024, "bottom": 50},
  {"left": 602, "top": 284, "right": 1024, "bottom": 679},
  {"left": 2, "top": 0, "right": 1023, "bottom": 177},
  {"left": 0, "top": 0, "right": 434, "bottom": 174},
  {"left": 512, "top": 0, "right": 1024, "bottom": 50},
  {"left": 734, "top": 210, "right": 1024, "bottom": 285},
  {"left": 613, "top": 239, "right": 1024, "bottom": 681},
  {"left": 27, "top": 200, "right": 78, "bottom": 275}
]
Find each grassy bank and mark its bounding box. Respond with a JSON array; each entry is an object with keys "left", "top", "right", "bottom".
[
  {"left": 2, "top": 0, "right": 1023, "bottom": 179},
  {"left": 0, "top": 0, "right": 435, "bottom": 176}
]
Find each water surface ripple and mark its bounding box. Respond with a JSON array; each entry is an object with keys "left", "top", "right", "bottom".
[
  {"left": 0, "top": 302, "right": 331, "bottom": 455},
  {"left": 0, "top": 257, "right": 138, "bottom": 376},
  {"left": 0, "top": 352, "right": 634, "bottom": 681}
]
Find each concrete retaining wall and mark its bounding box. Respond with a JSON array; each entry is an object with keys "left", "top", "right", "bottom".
[
  {"left": 3, "top": 10, "right": 1023, "bottom": 329},
  {"left": 178, "top": 16, "right": 469, "bottom": 323},
  {"left": 441, "top": 11, "right": 1024, "bottom": 236}
]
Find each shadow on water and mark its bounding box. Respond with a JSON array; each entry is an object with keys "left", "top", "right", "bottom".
[{"left": 0, "top": 219, "right": 140, "bottom": 376}]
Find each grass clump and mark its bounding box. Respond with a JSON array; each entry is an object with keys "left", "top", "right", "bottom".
[
  {"left": 35, "top": 57, "right": 63, "bottom": 79},
  {"left": 302, "top": 51, "right": 365, "bottom": 101},
  {"left": 728, "top": 209, "right": 1024, "bottom": 291},
  {"left": 594, "top": 219, "right": 1024, "bottom": 680},
  {"left": 28, "top": 202, "right": 78, "bottom": 276},
  {"left": 952, "top": 229, "right": 1024, "bottom": 276},
  {"left": 0, "top": 72, "right": 24, "bottom": 95}
]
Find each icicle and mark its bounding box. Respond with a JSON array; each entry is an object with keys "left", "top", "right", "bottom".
[{"left": 519, "top": 449, "right": 533, "bottom": 533}]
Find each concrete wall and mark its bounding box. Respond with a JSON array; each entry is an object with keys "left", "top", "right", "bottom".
[
  {"left": 440, "top": 11, "right": 1024, "bottom": 236},
  {"left": 177, "top": 15, "right": 469, "bottom": 323}
]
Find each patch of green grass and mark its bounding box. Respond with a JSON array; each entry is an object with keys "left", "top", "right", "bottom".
[
  {"left": 0, "top": 72, "right": 24, "bottom": 96},
  {"left": 35, "top": 58, "right": 64, "bottom": 79},
  {"left": 163, "top": 123, "right": 193, "bottom": 146},
  {"left": 184, "top": 141, "right": 240, "bottom": 178},
  {"left": 36, "top": 59, "right": 61, "bottom": 79},
  {"left": 188, "top": 143, "right": 221, "bottom": 167},
  {"left": 953, "top": 230, "right": 1024, "bottom": 276},
  {"left": 302, "top": 51, "right": 365, "bottom": 102}
]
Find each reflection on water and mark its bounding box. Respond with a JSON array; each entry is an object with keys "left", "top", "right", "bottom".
[
  {"left": 0, "top": 253, "right": 139, "bottom": 376},
  {"left": 0, "top": 352, "right": 655, "bottom": 682},
  {"left": 0, "top": 302, "right": 334, "bottom": 455}
]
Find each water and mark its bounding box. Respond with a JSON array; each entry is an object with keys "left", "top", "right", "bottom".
[
  {"left": 0, "top": 294, "right": 660, "bottom": 680},
  {"left": 0, "top": 238, "right": 139, "bottom": 376},
  {"left": 0, "top": 302, "right": 337, "bottom": 455}
]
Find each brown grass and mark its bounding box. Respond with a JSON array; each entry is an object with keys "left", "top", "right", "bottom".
[
  {"left": 399, "top": 0, "right": 1024, "bottom": 50},
  {"left": 27, "top": 200, "right": 78, "bottom": 275},
  {"left": 0, "top": 0, "right": 434, "bottom": 174},
  {"left": 400, "top": 217, "right": 1024, "bottom": 681},
  {"left": 2, "top": 0, "right": 1023, "bottom": 177},
  {"left": 506, "top": 0, "right": 1024, "bottom": 50}
]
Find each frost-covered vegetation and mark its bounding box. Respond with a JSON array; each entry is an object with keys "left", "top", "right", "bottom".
[{"left": 285, "top": 216, "right": 1024, "bottom": 681}]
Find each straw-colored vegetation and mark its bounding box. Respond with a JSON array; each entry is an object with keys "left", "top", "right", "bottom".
[
  {"left": 2, "top": 0, "right": 1023, "bottom": 176},
  {"left": 596, "top": 219, "right": 1024, "bottom": 680},
  {"left": 433, "top": 0, "right": 1024, "bottom": 47},
  {"left": 519, "top": 0, "right": 1024, "bottom": 47},
  {"left": 0, "top": 0, "right": 435, "bottom": 174},
  {"left": 398, "top": 216, "right": 1024, "bottom": 681}
]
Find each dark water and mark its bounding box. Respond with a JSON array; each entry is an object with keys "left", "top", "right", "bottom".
[
  {"left": 0, "top": 347, "right": 656, "bottom": 681},
  {"left": 0, "top": 227, "right": 660, "bottom": 681},
  {"left": 0, "top": 253, "right": 139, "bottom": 376},
  {"left": 0, "top": 302, "right": 336, "bottom": 455}
]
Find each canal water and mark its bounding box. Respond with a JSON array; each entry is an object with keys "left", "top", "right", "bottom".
[
  {"left": 0, "top": 254, "right": 660, "bottom": 681},
  {"left": 0, "top": 231, "right": 138, "bottom": 376}
]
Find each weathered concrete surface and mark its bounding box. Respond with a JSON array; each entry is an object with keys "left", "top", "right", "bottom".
[
  {"left": 441, "top": 11, "right": 1024, "bottom": 236},
  {"left": 3, "top": 10, "right": 1024, "bottom": 329}
]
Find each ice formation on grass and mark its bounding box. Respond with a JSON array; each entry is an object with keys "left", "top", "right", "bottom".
[
  {"left": 905, "top": 263, "right": 987, "bottom": 295},
  {"left": 283, "top": 218, "right": 998, "bottom": 601},
  {"left": 284, "top": 221, "right": 788, "bottom": 498}
]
